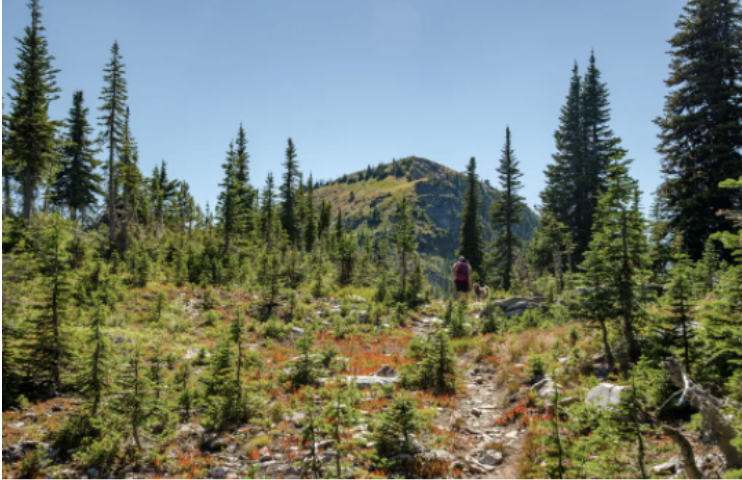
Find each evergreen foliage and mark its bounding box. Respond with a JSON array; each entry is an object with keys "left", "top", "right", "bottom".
[
  {"left": 53, "top": 91, "right": 103, "bottom": 220},
  {"left": 655, "top": 0, "right": 742, "bottom": 259},
  {"left": 4, "top": 0, "right": 61, "bottom": 220},
  {"left": 459, "top": 157, "right": 484, "bottom": 274},
  {"left": 98, "top": 41, "right": 128, "bottom": 245},
  {"left": 490, "top": 127, "right": 526, "bottom": 291},
  {"left": 281, "top": 138, "right": 300, "bottom": 246}
]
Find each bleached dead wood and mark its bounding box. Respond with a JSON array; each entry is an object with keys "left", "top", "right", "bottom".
[{"left": 663, "top": 357, "right": 742, "bottom": 470}]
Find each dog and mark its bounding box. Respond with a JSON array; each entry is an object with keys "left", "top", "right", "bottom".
[{"left": 473, "top": 283, "right": 490, "bottom": 303}]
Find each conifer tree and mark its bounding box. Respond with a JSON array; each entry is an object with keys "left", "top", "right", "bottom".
[
  {"left": 118, "top": 107, "right": 142, "bottom": 252},
  {"left": 234, "top": 124, "right": 254, "bottom": 236},
  {"left": 655, "top": 0, "right": 742, "bottom": 259},
  {"left": 5, "top": 0, "right": 61, "bottom": 220},
  {"left": 694, "top": 237, "right": 719, "bottom": 296},
  {"left": 98, "top": 41, "right": 128, "bottom": 244},
  {"left": 615, "top": 373, "right": 649, "bottom": 478},
  {"left": 260, "top": 173, "right": 276, "bottom": 248},
  {"left": 541, "top": 63, "right": 581, "bottom": 231},
  {"left": 176, "top": 360, "right": 194, "bottom": 421},
  {"left": 280, "top": 138, "right": 300, "bottom": 246},
  {"left": 30, "top": 214, "right": 73, "bottom": 390},
  {"left": 393, "top": 198, "right": 418, "bottom": 300},
  {"left": 304, "top": 174, "right": 317, "bottom": 251},
  {"left": 373, "top": 393, "right": 424, "bottom": 459},
  {"left": 490, "top": 127, "right": 526, "bottom": 291},
  {"left": 318, "top": 199, "right": 332, "bottom": 239},
  {"left": 76, "top": 304, "right": 112, "bottom": 416},
  {"left": 151, "top": 160, "right": 177, "bottom": 230},
  {"left": 419, "top": 329, "right": 457, "bottom": 394},
  {"left": 53, "top": 91, "right": 102, "bottom": 221},
  {"left": 459, "top": 157, "right": 484, "bottom": 274},
  {"left": 663, "top": 241, "right": 696, "bottom": 372},
  {"left": 322, "top": 388, "right": 360, "bottom": 479},
  {"left": 113, "top": 345, "right": 150, "bottom": 450},
  {"left": 578, "top": 51, "right": 623, "bottom": 257},
  {"left": 218, "top": 141, "right": 239, "bottom": 253},
  {"left": 580, "top": 155, "right": 648, "bottom": 364}
]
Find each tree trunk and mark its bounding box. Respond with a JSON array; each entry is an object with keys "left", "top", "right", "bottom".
[{"left": 661, "top": 425, "right": 704, "bottom": 479}]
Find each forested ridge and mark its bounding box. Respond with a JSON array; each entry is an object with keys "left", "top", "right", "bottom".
[{"left": 2, "top": 0, "right": 742, "bottom": 479}]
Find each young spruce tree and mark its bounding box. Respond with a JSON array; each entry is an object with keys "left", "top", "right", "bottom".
[
  {"left": 490, "top": 127, "right": 526, "bottom": 292},
  {"left": 459, "top": 157, "right": 484, "bottom": 274}
]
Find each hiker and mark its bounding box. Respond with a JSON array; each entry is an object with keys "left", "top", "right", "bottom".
[{"left": 452, "top": 256, "right": 471, "bottom": 301}]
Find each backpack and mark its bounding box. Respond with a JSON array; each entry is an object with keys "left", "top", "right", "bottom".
[{"left": 455, "top": 262, "right": 469, "bottom": 281}]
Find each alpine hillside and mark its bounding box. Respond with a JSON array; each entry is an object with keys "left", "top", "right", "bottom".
[{"left": 314, "top": 157, "right": 539, "bottom": 292}]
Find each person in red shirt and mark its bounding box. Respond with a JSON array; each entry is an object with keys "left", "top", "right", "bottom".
[{"left": 452, "top": 256, "right": 471, "bottom": 301}]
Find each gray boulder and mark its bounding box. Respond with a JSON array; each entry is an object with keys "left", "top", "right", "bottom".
[{"left": 586, "top": 383, "right": 627, "bottom": 407}]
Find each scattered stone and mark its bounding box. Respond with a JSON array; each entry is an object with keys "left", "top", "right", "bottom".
[
  {"left": 586, "top": 383, "right": 628, "bottom": 407},
  {"left": 481, "top": 450, "right": 504, "bottom": 466},
  {"left": 374, "top": 364, "right": 397, "bottom": 378},
  {"left": 22, "top": 412, "right": 38, "bottom": 421},
  {"left": 472, "top": 408, "right": 483, "bottom": 417},
  {"left": 321, "top": 375, "right": 398, "bottom": 388},
  {"left": 2, "top": 445, "right": 23, "bottom": 463},
  {"left": 317, "top": 439, "right": 335, "bottom": 450},
  {"left": 185, "top": 349, "right": 210, "bottom": 360},
  {"left": 532, "top": 377, "right": 561, "bottom": 398},
  {"left": 505, "top": 430, "right": 519, "bottom": 440},
  {"left": 422, "top": 449, "right": 455, "bottom": 463},
  {"left": 209, "top": 466, "right": 230, "bottom": 479},
  {"left": 178, "top": 423, "right": 205, "bottom": 437},
  {"left": 259, "top": 454, "right": 272, "bottom": 462},
  {"left": 291, "top": 326, "right": 305, "bottom": 335}
]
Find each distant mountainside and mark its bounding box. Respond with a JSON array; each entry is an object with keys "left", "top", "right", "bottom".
[{"left": 315, "top": 157, "right": 539, "bottom": 292}]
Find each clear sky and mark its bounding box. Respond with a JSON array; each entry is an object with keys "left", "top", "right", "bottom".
[{"left": 3, "top": 0, "right": 685, "bottom": 213}]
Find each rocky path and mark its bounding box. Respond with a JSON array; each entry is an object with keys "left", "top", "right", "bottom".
[{"left": 412, "top": 312, "right": 527, "bottom": 478}]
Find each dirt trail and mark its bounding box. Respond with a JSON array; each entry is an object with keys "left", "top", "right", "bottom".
[{"left": 412, "top": 311, "right": 527, "bottom": 478}]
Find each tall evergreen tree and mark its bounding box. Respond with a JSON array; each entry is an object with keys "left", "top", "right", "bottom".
[
  {"left": 118, "top": 107, "right": 142, "bottom": 252},
  {"left": 218, "top": 141, "right": 239, "bottom": 253},
  {"left": 490, "top": 127, "right": 526, "bottom": 291},
  {"left": 280, "top": 138, "right": 300, "bottom": 246},
  {"left": 578, "top": 51, "right": 624, "bottom": 257},
  {"left": 580, "top": 154, "right": 648, "bottom": 364},
  {"left": 304, "top": 174, "right": 317, "bottom": 251},
  {"left": 234, "top": 124, "right": 254, "bottom": 236},
  {"left": 98, "top": 41, "right": 128, "bottom": 244},
  {"left": 5, "top": 0, "right": 61, "bottom": 220},
  {"left": 393, "top": 197, "right": 418, "bottom": 300},
  {"left": 655, "top": 0, "right": 742, "bottom": 259},
  {"left": 541, "top": 63, "right": 582, "bottom": 231},
  {"left": 30, "top": 214, "right": 73, "bottom": 390},
  {"left": 53, "top": 91, "right": 103, "bottom": 221},
  {"left": 260, "top": 172, "right": 276, "bottom": 248},
  {"left": 459, "top": 157, "right": 484, "bottom": 274},
  {"left": 76, "top": 304, "right": 112, "bottom": 416}
]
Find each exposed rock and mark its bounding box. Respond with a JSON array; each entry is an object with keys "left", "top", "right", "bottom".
[
  {"left": 423, "top": 449, "right": 456, "bottom": 463},
  {"left": 2, "top": 445, "right": 23, "bottom": 463},
  {"left": 184, "top": 349, "right": 210, "bottom": 360},
  {"left": 178, "top": 423, "right": 205, "bottom": 437},
  {"left": 491, "top": 296, "right": 545, "bottom": 308},
  {"left": 209, "top": 466, "right": 231, "bottom": 479},
  {"left": 481, "top": 450, "right": 504, "bottom": 466},
  {"left": 291, "top": 326, "right": 305, "bottom": 335},
  {"left": 375, "top": 364, "right": 397, "bottom": 378},
  {"left": 532, "top": 377, "right": 561, "bottom": 398},
  {"left": 586, "top": 383, "right": 627, "bottom": 407},
  {"left": 321, "top": 375, "right": 398, "bottom": 388},
  {"left": 505, "top": 431, "right": 519, "bottom": 440}
]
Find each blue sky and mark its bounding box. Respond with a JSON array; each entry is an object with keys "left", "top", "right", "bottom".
[{"left": 3, "top": 0, "right": 685, "bottom": 213}]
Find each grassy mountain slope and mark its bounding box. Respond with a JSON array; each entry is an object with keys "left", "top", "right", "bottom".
[{"left": 315, "top": 157, "right": 539, "bottom": 292}]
